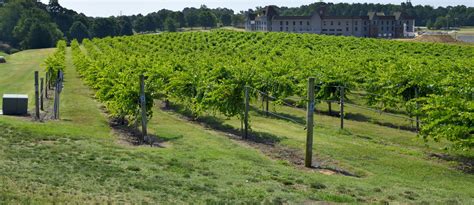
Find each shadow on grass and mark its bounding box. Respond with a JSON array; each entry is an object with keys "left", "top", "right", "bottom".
[
  {"left": 109, "top": 115, "right": 181, "bottom": 148},
  {"left": 163, "top": 101, "right": 361, "bottom": 177},
  {"left": 429, "top": 153, "right": 474, "bottom": 174},
  {"left": 165, "top": 102, "right": 284, "bottom": 145},
  {"left": 250, "top": 106, "right": 306, "bottom": 126},
  {"left": 344, "top": 112, "right": 417, "bottom": 132}
]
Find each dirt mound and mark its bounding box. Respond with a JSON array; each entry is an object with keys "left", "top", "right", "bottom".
[{"left": 413, "top": 35, "right": 459, "bottom": 43}]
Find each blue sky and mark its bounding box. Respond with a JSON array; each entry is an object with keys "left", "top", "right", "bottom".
[{"left": 40, "top": 0, "right": 474, "bottom": 17}]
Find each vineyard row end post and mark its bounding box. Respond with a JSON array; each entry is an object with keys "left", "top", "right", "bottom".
[
  {"left": 40, "top": 77, "right": 44, "bottom": 111},
  {"left": 244, "top": 85, "right": 250, "bottom": 139},
  {"left": 415, "top": 87, "right": 420, "bottom": 133},
  {"left": 340, "top": 86, "right": 345, "bottom": 130},
  {"left": 34, "top": 71, "right": 40, "bottom": 120},
  {"left": 140, "top": 74, "right": 148, "bottom": 144},
  {"left": 305, "top": 77, "right": 315, "bottom": 168}
]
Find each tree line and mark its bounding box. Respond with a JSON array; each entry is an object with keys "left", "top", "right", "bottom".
[{"left": 0, "top": 0, "right": 246, "bottom": 52}]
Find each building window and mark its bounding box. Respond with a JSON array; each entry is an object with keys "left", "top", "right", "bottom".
[
  {"left": 307, "top": 21, "right": 310, "bottom": 26},
  {"left": 286, "top": 27, "right": 288, "bottom": 31},
  {"left": 300, "top": 21, "right": 303, "bottom": 25},
  {"left": 381, "top": 27, "right": 384, "bottom": 31},
  {"left": 337, "top": 29, "right": 342, "bottom": 31},
  {"left": 346, "top": 21, "right": 349, "bottom": 26},
  {"left": 323, "top": 21, "right": 326, "bottom": 26},
  {"left": 293, "top": 21, "right": 296, "bottom": 26},
  {"left": 322, "top": 29, "right": 328, "bottom": 31},
  {"left": 355, "top": 27, "right": 358, "bottom": 31},
  {"left": 329, "top": 29, "right": 335, "bottom": 31},
  {"left": 346, "top": 27, "right": 349, "bottom": 31},
  {"left": 280, "top": 27, "right": 283, "bottom": 31},
  {"left": 338, "top": 21, "right": 341, "bottom": 26},
  {"left": 364, "top": 27, "right": 367, "bottom": 31},
  {"left": 280, "top": 21, "right": 283, "bottom": 25},
  {"left": 286, "top": 21, "right": 288, "bottom": 25},
  {"left": 381, "top": 21, "right": 384, "bottom": 25},
  {"left": 331, "top": 21, "right": 333, "bottom": 25}
]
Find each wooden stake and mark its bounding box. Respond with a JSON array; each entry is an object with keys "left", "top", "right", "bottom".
[
  {"left": 340, "top": 86, "right": 345, "bottom": 129},
  {"left": 244, "top": 85, "right": 250, "bottom": 139},
  {"left": 140, "top": 74, "right": 147, "bottom": 144},
  {"left": 40, "top": 77, "right": 44, "bottom": 111},
  {"left": 265, "top": 94, "right": 269, "bottom": 116},
  {"left": 415, "top": 87, "right": 420, "bottom": 132},
  {"left": 34, "top": 71, "right": 40, "bottom": 120},
  {"left": 45, "top": 73, "right": 48, "bottom": 99},
  {"left": 305, "top": 77, "right": 315, "bottom": 168}
]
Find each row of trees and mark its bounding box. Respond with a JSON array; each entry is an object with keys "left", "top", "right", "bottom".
[
  {"left": 275, "top": 2, "right": 474, "bottom": 27},
  {"left": 132, "top": 6, "right": 245, "bottom": 33},
  {"left": 0, "top": 0, "right": 246, "bottom": 51}
]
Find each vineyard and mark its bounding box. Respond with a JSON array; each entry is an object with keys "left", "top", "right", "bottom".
[{"left": 69, "top": 30, "right": 473, "bottom": 148}]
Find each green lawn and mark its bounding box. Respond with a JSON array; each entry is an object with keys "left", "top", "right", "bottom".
[
  {"left": 0, "top": 48, "right": 473, "bottom": 204},
  {"left": 0, "top": 49, "right": 52, "bottom": 108}
]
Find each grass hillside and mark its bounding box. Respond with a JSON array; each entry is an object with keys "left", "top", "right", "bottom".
[{"left": 0, "top": 48, "right": 473, "bottom": 203}]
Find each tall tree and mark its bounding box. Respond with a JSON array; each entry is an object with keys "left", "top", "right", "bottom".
[
  {"left": 164, "top": 17, "right": 177, "bottom": 32},
  {"left": 117, "top": 17, "right": 134, "bottom": 36},
  {"left": 199, "top": 10, "right": 217, "bottom": 29},
  {"left": 220, "top": 13, "right": 232, "bottom": 26},
  {"left": 69, "top": 21, "right": 89, "bottom": 42},
  {"left": 91, "top": 17, "right": 117, "bottom": 38}
]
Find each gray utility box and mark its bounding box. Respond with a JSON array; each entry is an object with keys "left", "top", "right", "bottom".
[{"left": 2, "top": 94, "right": 28, "bottom": 115}]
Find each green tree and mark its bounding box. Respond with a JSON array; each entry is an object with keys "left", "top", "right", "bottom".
[
  {"left": 91, "top": 17, "right": 117, "bottom": 38},
  {"left": 426, "top": 19, "right": 434, "bottom": 29},
  {"left": 117, "top": 17, "right": 133, "bottom": 36},
  {"left": 12, "top": 8, "right": 63, "bottom": 49},
  {"left": 199, "top": 11, "right": 217, "bottom": 29},
  {"left": 220, "top": 13, "right": 232, "bottom": 26},
  {"left": 164, "top": 18, "right": 177, "bottom": 32},
  {"left": 69, "top": 21, "right": 90, "bottom": 42}
]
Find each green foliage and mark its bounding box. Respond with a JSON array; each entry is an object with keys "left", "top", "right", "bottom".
[
  {"left": 199, "top": 10, "right": 217, "bottom": 28},
  {"left": 73, "top": 31, "right": 473, "bottom": 149},
  {"left": 11, "top": 7, "right": 63, "bottom": 49},
  {"left": 71, "top": 39, "right": 153, "bottom": 123},
  {"left": 164, "top": 18, "right": 177, "bottom": 32},
  {"left": 420, "top": 71, "right": 474, "bottom": 149},
  {"left": 44, "top": 40, "right": 66, "bottom": 83},
  {"left": 69, "top": 21, "right": 90, "bottom": 42}
]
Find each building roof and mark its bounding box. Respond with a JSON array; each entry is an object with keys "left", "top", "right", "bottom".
[
  {"left": 322, "top": 16, "right": 369, "bottom": 20},
  {"left": 273, "top": 16, "right": 311, "bottom": 20}
]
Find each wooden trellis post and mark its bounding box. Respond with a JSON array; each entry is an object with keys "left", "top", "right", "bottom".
[
  {"left": 415, "top": 87, "right": 420, "bottom": 132},
  {"left": 244, "top": 85, "right": 250, "bottom": 139},
  {"left": 34, "top": 71, "right": 40, "bottom": 120},
  {"left": 140, "top": 74, "right": 148, "bottom": 144},
  {"left": 305, "top": 77, "right": 315, "bottom": 168},
  {"left": 40, "top": 77, "right": 44, "bottom": 111},
  {"left": 340, "top": 86, "right": 345, "bottom": 129}
]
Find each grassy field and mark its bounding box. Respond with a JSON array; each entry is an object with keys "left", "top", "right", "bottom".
[{"left": 0, "top": 48, "right": 473, "bottom": 203}]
